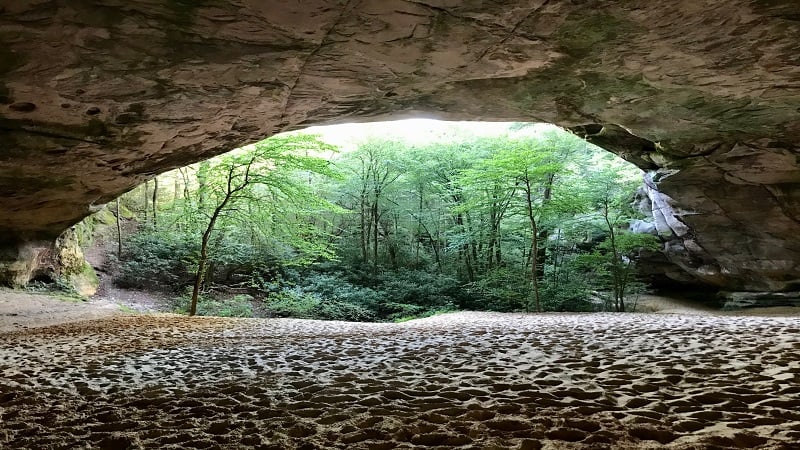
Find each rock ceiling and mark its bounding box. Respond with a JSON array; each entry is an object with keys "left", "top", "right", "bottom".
[{"left": 1, "top": 0, "right": 798, "bottom": 292}]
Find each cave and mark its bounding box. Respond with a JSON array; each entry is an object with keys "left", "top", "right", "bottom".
[
  {"left": 1, "top": 1, "right": 799, "bottom": 304},
  {"left": 2, "top": 3, "right": 800, "bottom": 447}
]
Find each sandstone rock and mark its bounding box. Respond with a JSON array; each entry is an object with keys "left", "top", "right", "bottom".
[
  {"left": 629, "top": 220, "right": 656, "bottom": 236},
  {"left": 0, "top": 1, "right": 798, "bottom": 294},
  {"left": 0, "top": 241, "right": 55, "bottom": 288},
  {"left": 719, "top": 291, "right": 800, "bottom": 310},
  {"left": 56, "top": 229, "right": 99, "bottom": 297},
  {"left": 0, "top": 229, "right": 97, "bottom": 295}
]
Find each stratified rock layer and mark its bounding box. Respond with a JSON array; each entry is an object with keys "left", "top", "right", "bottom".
[{"left": 1, "top": 1, "right": 799, "bottom": 291}]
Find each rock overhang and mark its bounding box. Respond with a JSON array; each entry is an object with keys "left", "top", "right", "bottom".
[{"left": 0, "top": 0, "right": 798, "bottom": 293}]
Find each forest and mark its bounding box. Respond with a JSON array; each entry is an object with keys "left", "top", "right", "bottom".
[{"left": 104, "top": 122, "right": 660, "bottom": 321}]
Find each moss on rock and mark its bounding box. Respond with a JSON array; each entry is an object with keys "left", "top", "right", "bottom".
[{"left": 69, "top": 262, "right": 99, "bottom": 297}]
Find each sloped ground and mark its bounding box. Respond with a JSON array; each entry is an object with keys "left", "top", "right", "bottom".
[
  {"left": 0, "top": 289, "right": 122, "bottom": 333},
  {"left": 1, "top": 309, "right": 798, "bottom": 449}
]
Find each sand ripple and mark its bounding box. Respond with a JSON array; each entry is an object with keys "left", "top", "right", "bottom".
[{"left": 1, "top": 312, "right": 798, "bottom": 449}]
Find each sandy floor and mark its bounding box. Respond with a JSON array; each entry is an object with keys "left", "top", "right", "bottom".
[{"left": 1, "top": 303, "right": 799, "bottom": 449}]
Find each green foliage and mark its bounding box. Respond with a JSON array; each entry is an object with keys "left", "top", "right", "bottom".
[
  {"left": 115, "top": 225, "right": 289, "bottom": 292},
  {"left": 265, "top": 289, "right": 377, "bottom": 322},
  {"left": 264, "top": 290, "right": 320, "bottom": 319},
  {"left": 24, "top": 278, "right": 83, "bottom": 301},
  {"left": 375, "top": 269, "right": 462, "bottom": 310},
  {"left": 263, "top": 267, "right": 465, "bottom": 322},
  {"left": 291, "top": 272, "right": 383, "bottom": 311},
  {"left": 467, "top": 267, "right": 530, "bottom": 312},
  {"left": 115, "top": 227, "right": 197, "bottom": 290},
  {"left": 538, "top": 282, "right": 595, "bottom": 312},
  {"left": 575, "top": 232, "right": 660, "bottom": 310},
  {"left": 174, "top": 293, "right": 254, "bottom": 317},
  {"left": 314, "top": 298, "right": 377, "bottom": 322},
  {"left": 116, "top": 123, "right": 660, "bottom": 319}
]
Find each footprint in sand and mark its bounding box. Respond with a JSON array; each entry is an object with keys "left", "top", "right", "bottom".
[{"left": 1, "top": 312, "right": 799, "bottom": 448}]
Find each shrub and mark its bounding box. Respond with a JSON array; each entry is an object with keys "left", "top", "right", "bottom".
[
  {"left": 466, "top": 267, "right": 529, "bottom": 312},
  {"left": 538, "top": 283, "right": 595, "bottom": 312},
  {"left": 174, "top": 294, "right": 254, "bottom": 317},
  {"left": 293, "top": 273, "right": 384, "bottom": 312},
  {"left": 114, "top": 228, "right": 197, "bottom": 290},
  {"left": 206, "top": 240, "right": 285, "bottom": 289},
  {"left": 264, "top": 289, "right": 377, "bottom": 322},
  {"left": 264, "top": 290, "right": 320, "bottom": 319},
  {"left": 276, "top": 267, "right": 467, "bottom": 321},
  {"left": 313, "top": 298, "right": 376, "bottom": 322},
  {"left": 115, "top": 226, "right": 286, "bottom": 293},
  {"left": 376, "top": 269, "right": 462, "bottom": 309}
]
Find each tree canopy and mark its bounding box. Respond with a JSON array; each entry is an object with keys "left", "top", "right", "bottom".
[{"left": 111, "top": 123, "right": 660, "bottom": 319}]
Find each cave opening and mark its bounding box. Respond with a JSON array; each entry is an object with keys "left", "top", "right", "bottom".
[
  {"left": 2, "top": 3, "right": 799, "bottom": 446},
  {"left": 92, "top": 118, "right": 681, "bottom": 319},
  {"left": 29, "top": 272, "right": 56, "bottom": 286}
]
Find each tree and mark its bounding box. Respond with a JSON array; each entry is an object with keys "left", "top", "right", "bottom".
[
  {"left": 458, "top": 135, "right": 563, "bottom": 312},
  {"left": 152, "top": 177, "right": 159, "bottom": 227},
  {"left": 336, "top": 139, "right": 405, "bottom": 273},
  {"left": 115, "top": 197, "right": 123, "bottom": 257},
  {"left": 580, "top": 165, "right": 660, "bottom": 312},
  {"left": 189, "top": 154, "right": 254, "bottom": 315},
  {"left": 188, "top": 134, "right": 339, "bottom": 316},
  {"left": 114, "top": 122, "right": 657, "bottom": 320}
]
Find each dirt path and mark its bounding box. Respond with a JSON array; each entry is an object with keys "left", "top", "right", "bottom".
[
  {"left": 0, "top": 289, "right": 122, "bottom": 333},
  {"left": 0, "top": 286, "right": 174, "bottom": 334},
  {"left": 1, "top": 310, "right": 798, "bottom": 449},
  {"left": 84, "top": 218, "right": 174, "bottom": 315}
]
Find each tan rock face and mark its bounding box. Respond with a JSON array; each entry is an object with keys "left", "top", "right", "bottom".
[{"left": 1, "top": 1, "right": 798, "bottom": 291}]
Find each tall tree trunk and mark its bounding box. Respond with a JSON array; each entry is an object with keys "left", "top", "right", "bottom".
[
  {"left": 190, "top": 162, "right": 252, "bottom": 316},
  {"left": 382, "top": 221, "right": 398, "bottom": 269},
  {"left": 603, "top": 200, "right": 625, "bottom": 312},
  {"left": 530, "top": 227, "right": 541, "bottom": 313},
  {"left": 364, "top": 204, "right": 372, "bottom": 261},
  {"left": 142, "top": 180, "right": 149, "bottom": 224},
  {"left": 536, "top": 230, "right": 548, "bottom": 278},
  {"left": 466, "top": 212, "right": 478, "bottom": 267},
  {"left": 551, "top": 229, "right": 562, "bottom": 286},
  {"left": 524, "top": 175, "right": 541, "bottom": 313},
  {"left": 173, "top": 175, "right": 180, "bottom": 202},
  {"left": 152, "top": 177, "right": 158, "bottom": 228},
  {"left": 372, "top": 198, "right": 379, "bottom": 275},
  {"left": 536, "top": 173, "right": 555, "bottom": 279},
  {"left": 496, "top": 237, "right": 502, "bottom": 268},
  {"left": 116, "top": 197, "right": 123, "bottom": 258},
  {"left": 487, "top": 210, "right": 503, "bottom": 270},
  {"left": 190, "top": 196, "right": 230, "bottom": 316},
  {"left": 359, "top": 189, "right": 369, "bottom": 263},
  {"left": 179, "top": 168, "right": 190, "bottom": 199},
  {"left": 178, "top": 168, "right": 191, "bottom": 231},
  {"left": 416, "top": 186, "right": 423, "bottom": 266},
  {"left": 393, "top": 212, "right": 400, "bottom": 268},
  {"left": 464, "top": 249, "right": 475, "bottom": 283},
  {"left": 431, "top": 239, "right": 442, "bottom": 272},
  {"left": 190, "top": 214, "right": 216, "bottom": 316},
  {"left": 455, "top": 213, "right": 475, "bottom": 282},
  {"left": 487, "top": 205, "right": 496, "bottom": 270}
]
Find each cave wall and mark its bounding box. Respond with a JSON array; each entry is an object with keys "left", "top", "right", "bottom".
[{"left": 1, "top": 0, "right": 798, "bottom": 292}]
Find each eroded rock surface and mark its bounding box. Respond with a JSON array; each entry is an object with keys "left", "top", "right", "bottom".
[{"left": 1, "top": 1, "right": 798, "bottom": 291}]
